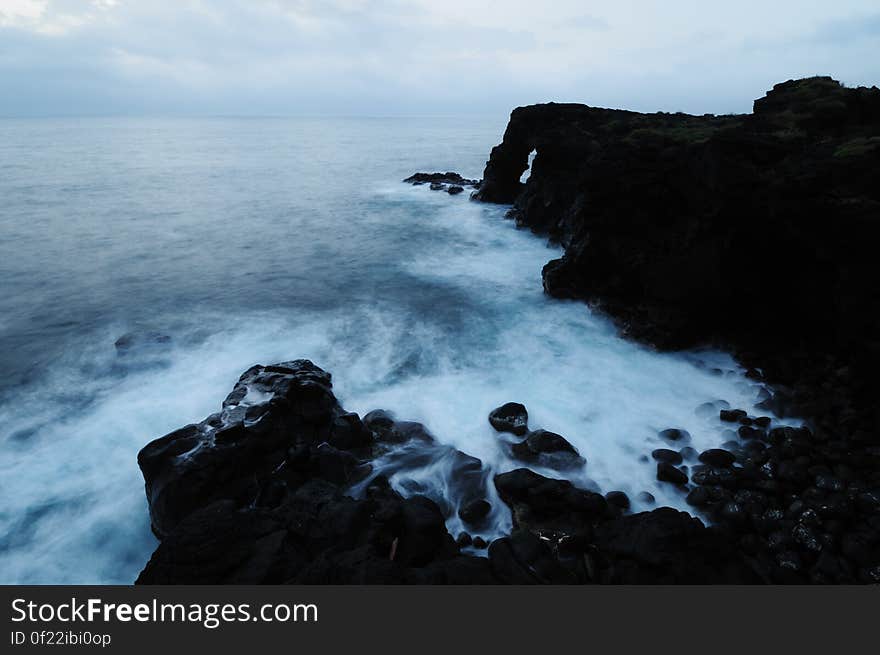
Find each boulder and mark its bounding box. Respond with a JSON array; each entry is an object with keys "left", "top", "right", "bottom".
[
  {"left": 494, "top": 468, "right": 608, "bottom": 535},
  {"left": 657, "top": 462, "right": 688, "bottom": 485},
  {"left": 488, "top": 402, "right": 529, "bottom": 436},
  {"left": 458, "top": 499, "right": 492, "bottom": 526},
  {"left": 136, "top": 361, "right": 478, "bottom": 584},
  {"left": 651, "top": 448, "right": 683, "bottom": 464},
  {"left": 510, "top": 429, "right": 585, "bottom": 468},
  {"left": 605, "top": 491, "right": 631, "bottom": 510},
  {"left": 488, "top": 530, "right": 576, "bottom": 584},
  {"left": 698, "top": 448, "right": 737, "bottom": 468}
]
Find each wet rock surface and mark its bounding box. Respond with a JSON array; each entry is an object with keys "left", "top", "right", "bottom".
[
  {"left": 137, "top": 360, "right": 491, "bottom": 584},
  {"left": 488, "top": 402, "right": 529, "bottom": 436},
  {"left": 509, "top": 429, "right": 585, "bottom": 469},
  {"left": 137, "top": 364, "right": 880, "bottom": 584},
  {"left": 138, "top": 361, "right": 816, "bottom": 584}
]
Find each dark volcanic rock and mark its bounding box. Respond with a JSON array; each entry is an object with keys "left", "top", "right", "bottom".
[
  {"left": 720, "top": 409, "right": 749, "bottom": 423},
  {"left": 488, "top": 529, "right": 576, "bottom": 584},
  {"left": 510, "top": 429, "right": 585, "bottom": 468},
  {"left": 605, "top": 491, "right": 631, "bottom": 510},
  {"left": 651, "top": 448, "right": 683, "bottom": 464},
  {"left": 136, "top": 361, "right": 482, "bottom": 584},
  {"left": 657, "top": 462, "right": 688, "bottom": 486},
  {"left": 591, "top": 508, "right": 758, "bottom": 583},
  {"left": 698, "top": 448, "right": 737, "bottom": 468},
  {"left": 488, "top": 402, "right": 529, "bottom": 436},
  {"left": 474, "top": 79, "right": 880, "bottom": 437},
  {"left": 458, "top": 498, "right": 492, "bottom": 526},
  {"left": 472, "top": 77, "right": 880, "bottom": 585},
  {"left": 474, "top": 79, "right": 880, "bottom": 403},
  {"left": 404, "top": 172, "right": 480, "bottom": 187},
  {"left": 494, "top": 468, "right": 608, "bottom": 535}
]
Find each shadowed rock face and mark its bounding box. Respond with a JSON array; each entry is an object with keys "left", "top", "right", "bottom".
[
  {"left": 475, "top": 77, "right": 880, "bottom": 437},
  {"left": 469, "top": 77, "right": 880, "bottom": 584},
  {"left": 136, "top": 360, "right": 488, "bottom": 584}
]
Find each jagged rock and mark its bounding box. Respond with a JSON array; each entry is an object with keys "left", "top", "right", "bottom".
[
  {"left": 488, "top": 402, "right": 529, "bottom": 436},
  {"left": 136, "top": 361, "right": 480, "bottom": 584},
  {"left": 404, "top": 172, "right": 480, "bottom": 187}
]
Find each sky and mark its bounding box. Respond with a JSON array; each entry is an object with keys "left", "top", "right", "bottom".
[{"left": 1, "top": 0, "right": 879, "bottom": 116}]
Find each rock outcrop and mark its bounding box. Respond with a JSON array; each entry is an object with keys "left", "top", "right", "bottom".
[
  {"left": 404, "top": 172, "right": 480, "bottom": 194},
  {"left": 136, "top": 360, "right": 764, "bottom": 584},
  {"left": 474, "top": 78, "right": 880, "bottom": 430},
  {"left": 473, "top": 77, "right": 880, "bottom": 583},
  {"left": 136, "top": 360, "right": 492, "bottom": 583}
]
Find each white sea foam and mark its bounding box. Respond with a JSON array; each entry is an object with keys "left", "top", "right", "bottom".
[{"left": 0, "top": 180, "right": 797, "bottom": 582}]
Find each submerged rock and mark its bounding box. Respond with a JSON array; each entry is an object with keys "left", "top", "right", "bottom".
[
  {"left": 659, "top": 428, "right": 690, "bottom": 443},
  {"left": 114, "top": 331, "right": 171, "bottom": 354}
]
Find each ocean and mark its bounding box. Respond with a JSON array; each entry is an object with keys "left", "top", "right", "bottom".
[{"left": 0, "top": 117, "right": 780, "bottom": 583}]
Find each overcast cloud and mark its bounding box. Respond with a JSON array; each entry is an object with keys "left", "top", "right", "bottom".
[{"left": 1, "top": 0, "right": 878, "bottom": 116}]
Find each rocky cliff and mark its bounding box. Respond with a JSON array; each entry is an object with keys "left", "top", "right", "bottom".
[{"left": 475, "top": 77, "right": 880, "bottom": 441}]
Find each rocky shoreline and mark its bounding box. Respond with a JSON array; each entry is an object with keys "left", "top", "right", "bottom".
[
  {"left": 136, "top": 77, "right": 879, "bottom": 584},
  {"left": 136, "top": 360, "right": 758, "bottom": 583}
]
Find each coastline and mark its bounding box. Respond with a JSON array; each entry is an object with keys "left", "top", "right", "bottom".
[{"left": 134, "top": 77, "right": 880, "bottom": 584}]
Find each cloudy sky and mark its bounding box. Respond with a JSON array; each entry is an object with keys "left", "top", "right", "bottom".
[{"left": 1, "top": 0, "right": 878, "bottom": 116}]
